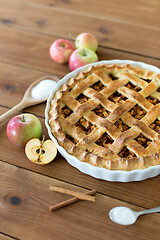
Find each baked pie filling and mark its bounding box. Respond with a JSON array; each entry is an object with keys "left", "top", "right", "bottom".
[{"left": 49, "top": 64, "right": 160, "bottom": 170}]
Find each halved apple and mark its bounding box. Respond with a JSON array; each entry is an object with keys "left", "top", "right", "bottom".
[{"left": 25, "top": 138, "right": 57, "bottom": 165}]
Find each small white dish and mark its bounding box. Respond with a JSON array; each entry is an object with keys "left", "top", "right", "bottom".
[{"left": 45, "top": 60, "right": 160, "bottom": 182}]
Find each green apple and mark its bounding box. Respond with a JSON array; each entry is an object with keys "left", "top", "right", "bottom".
[
  {"left": 75, "top": 32, "right": 98, "bottom": 52},
  {"left": 6, "top": 113, "right": 42, "bottom": 147}
]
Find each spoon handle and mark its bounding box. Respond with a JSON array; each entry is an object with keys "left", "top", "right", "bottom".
[
  {"left": 139, "top": 207, "right": 160, "bottom": 216},
  {"left": 0, "top": 101, "right": 25, "bottom": 124}
]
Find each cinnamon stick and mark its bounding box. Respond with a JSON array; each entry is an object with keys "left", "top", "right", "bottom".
[
  {"left": 49, "top": 189, "right": 96, "bottom": 211},
  {"left": 50, "top": 186, "right": 96, "bottom": 202}
]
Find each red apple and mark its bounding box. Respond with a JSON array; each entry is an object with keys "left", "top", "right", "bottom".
[
  {"left": 75, "top": 32, "right": 98, "bottom": 52},
  {"left": 6, "top": 113, "right": 42, "bottom": 147},
  {"left": 68, "top": 48, "right": 98, "bottom": 71},
  {"left": 49, "top": 39, "right": 75, "bottom": 64}
]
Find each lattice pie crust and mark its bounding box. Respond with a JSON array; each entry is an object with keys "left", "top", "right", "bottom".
[{"left": 48, "top": 64, "right": 160, "bottom": 170}]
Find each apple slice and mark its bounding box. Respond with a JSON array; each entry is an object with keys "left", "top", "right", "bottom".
[{"left": 25, "top": 138, "right": 57, "bottom": 165}]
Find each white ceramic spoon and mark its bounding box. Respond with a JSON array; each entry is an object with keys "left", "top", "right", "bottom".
[
  {"left": 0, "top": 75, "right": 59, "bottom": 123},
  {"left": 109, "top": 206, "right": 160, "bottom": 225}
]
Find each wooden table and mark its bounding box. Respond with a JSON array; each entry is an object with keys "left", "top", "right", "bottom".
[{"left": 0, "top": 0, "right": 160, "bottom": 239}]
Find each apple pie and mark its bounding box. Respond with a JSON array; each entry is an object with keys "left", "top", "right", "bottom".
[{"left": 48, "top": 64, "right": 160, "bottom": 170}]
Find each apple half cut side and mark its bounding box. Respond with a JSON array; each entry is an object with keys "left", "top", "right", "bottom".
[{"left": 25, "top": 138, "right": 57, "bottom": 165}]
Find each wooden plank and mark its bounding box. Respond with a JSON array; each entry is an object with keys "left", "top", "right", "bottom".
[
  {"left": 0, "top": 25, "right": 70, "bottom": 74},
  {"left": 0, "top": 1, "right": 160, "bottom": 58},
  {"left": 0, "top": 160, "right": 160, "bottom": 240},
  {"left": 18, "top": 0, "right": 160, "bottom": 29},
  {"left": 1, "top": 105, "right": 160, "bottom": 210},
  {"left": 0, "top": 233, "right": 16, "bottom": 240}
]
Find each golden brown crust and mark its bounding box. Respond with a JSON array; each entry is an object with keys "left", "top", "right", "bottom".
[{"left": 48, "top": 63, "right": 160, "bottom": 170}]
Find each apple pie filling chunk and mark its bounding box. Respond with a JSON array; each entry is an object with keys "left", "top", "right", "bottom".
[
  {"left": 146, "top": 96, "right": 159, "bottom": 105},
  {"left": 134, "top": 133, "right": 152, "bottom": 148},
  {"left": 92, "top": 104, "right": 109, "bottom": 118},
  {"left": 76, "top": 93, "right": 89, "bottom": 103},
  {"left": 115, "top": 119, "right": 130, "bottom": 132},
  {"left": 128, "top": 104, "right": 147, "bottom": 120},
  {"left": 62, "top": 106, "right": 73, "bottom": 118},
  {"left": 108, "top": 91, "right": 127, "bottom": 104},
  {"left": 75, "top": 117, "right": 96, "bottom": 135},
  {"left": 118, "top": 146, "right": 136, "bottom": 158},
  {"left": 91, "top": 80, "right": 106, "bottom": 92},
  {"left": 157, "top": 87, "right": 160, "bottom": 92},
  {"left": 96, "top": 132, "right": 114, "bottom": 147},
  {"left": 125, "top": 82, "right": 141, "bottom": 92},
  {"left": 149, "top": 120, "right": 160, "bottom": 133}
]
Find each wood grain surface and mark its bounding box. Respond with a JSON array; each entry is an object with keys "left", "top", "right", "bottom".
[{"left": 0, "top": 0, "right": 160, "bottom": 239}]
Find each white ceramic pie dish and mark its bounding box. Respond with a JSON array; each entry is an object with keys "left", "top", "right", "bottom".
[{"left": 45, "top": 60, "right": 160, "bottom": 182}]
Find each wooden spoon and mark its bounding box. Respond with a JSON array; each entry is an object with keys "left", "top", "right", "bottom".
[{"left": 0, "top": 75, "right": 59, "bottom": 124}]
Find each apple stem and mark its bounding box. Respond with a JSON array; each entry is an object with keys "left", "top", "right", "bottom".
[
  {"left": 41, "top": 135, "right": 45, "bottom": 144},
  {"left": 68, "top": 33, "right": 75, "bottom": 40},
  {"left": 60, "top": 42, "right": 66, "bottom": 48},
  {"left": 82, "top": 49, "right": 86, "bottom": 56},
  {"left": 22, "top": 115, "right": 25, "bottom": 122}
]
